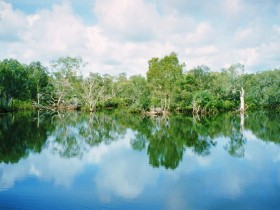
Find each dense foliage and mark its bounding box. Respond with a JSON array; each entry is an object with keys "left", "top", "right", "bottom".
[{"left": 0, "top": 53, "right": 279, "bottom": 113}]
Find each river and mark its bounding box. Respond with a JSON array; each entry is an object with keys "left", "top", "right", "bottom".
[{"left": 0, "top": 111, "right": 279, "bottom": 209}]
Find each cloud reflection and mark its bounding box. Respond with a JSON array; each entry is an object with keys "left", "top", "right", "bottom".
[{"left": 0, "top": 125, "right": 280, "bottom": 210}]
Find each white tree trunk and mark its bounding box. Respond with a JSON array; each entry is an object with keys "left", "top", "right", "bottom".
[
  {"left": 37, "top": 93, "right": 40, "bottom": 105},
  {"left": 240, "top": 87, "right": 245, "bottom": 113}
]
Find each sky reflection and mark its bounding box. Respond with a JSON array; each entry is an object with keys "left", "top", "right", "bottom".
[{"left": 0, "top": 112, "right": 280, "bottom": 209}]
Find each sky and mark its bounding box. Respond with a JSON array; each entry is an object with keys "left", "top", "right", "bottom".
[{"left": 0, "top": 0, "right": 280, "bottom": 75}]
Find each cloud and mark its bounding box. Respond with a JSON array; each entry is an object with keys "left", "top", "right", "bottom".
[
  {"left": 0, "top": 147, "right": 85, "bottom": 191},
  {"left": 0, "top": 2, "right": 89, "bottom": 63},
  {"left": 94, "top": 147, "right": 158, "bottom": 199},
  {"left": 93, "top": 0, "right": 159, "bottom": 42},
  {"left": 1, "top": 126, "right": 280, "bottom": 210},
  {"left": 0, "top": 1, "right": 28, "bottom": 41},
  {"left": 0, "top": 0, "right": 279, "bottom": 74},
  {"left": 22, "top": 3, "right": 88, "bottom": 60},
  {"left": 221, "top": 0, "right": 244, "bottom": 16},
  {"left": 185, "top": 46, "right": 219, "bottom": 57}
]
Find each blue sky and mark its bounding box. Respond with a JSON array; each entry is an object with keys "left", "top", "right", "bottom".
[{"left": 0, "top": 0, "right": 279, "bottom": 75}]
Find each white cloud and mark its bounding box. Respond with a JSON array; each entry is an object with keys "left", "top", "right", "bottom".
[
  {"left": 221, "top": 0, "right": 244, "bottom": 16},
  {"left": 0, "top": 1, "right": 28, "bottom": 41},
  {"left": 274, "top": 25, "right": 280, "bottom": 35},
  {"left": 185, "top": 45, "right": 219, "bottom": 57},
  {"left": 0, "top": 0, "right": 279, "bottom": 74},
  {"left": 234, "top": 28, "right": 253, "bottom": 42},
  {"left": 93, "top": 0, "right": 159, "bottom": 41},
  {"left": 95, "top": 149, "right": 158, "bottom": 199},
  {"left": 0, "top": 149, "right": 84, "bottom": 190},
  {"left": 0, "top": 2, "right": 89, "bottom": 64}
]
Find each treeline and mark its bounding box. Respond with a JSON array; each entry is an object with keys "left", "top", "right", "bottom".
[{"left": 0, "top": 53, "right": 279, "bottom": 113}]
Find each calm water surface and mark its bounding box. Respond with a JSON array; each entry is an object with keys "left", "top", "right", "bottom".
[{"left": 0, "top": 111, "right": 280, "bottom": 210}]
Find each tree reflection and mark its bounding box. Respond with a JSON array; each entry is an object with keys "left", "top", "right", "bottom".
[
  {"left": 146, "top": 116, "right": 219, "bottom": 169},
  {"left": 223, "top": 114, "right": 246, "bottom": 158},
  {"left": 245, "top": 111, "right": 280, "bottom": 144},
  {"left": 146, "top": 117, "right": 184, "bottom": 169},
  {"left": 0, "top": 112, "right": 53, "bottom": 163},
  {"left": 0, "top": 110, "right": 279, "bottom": 168},
  {"left": 49, "top": 111, "right": 127, "bottom": 158}
]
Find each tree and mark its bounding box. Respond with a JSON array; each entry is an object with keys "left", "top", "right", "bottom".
[
  {"left": 188, "top": 65, "right": 212, "bottom": 91},
  {"left": 132, "top": 75, "right": 151, "bottom": 110},
  {"left": 114, "top": 73, "right": 130, "bottom": 106},
  {"left": 192, "top": 90, "right": 218, "bottom": 114},
  {"left": 221, "top": 63, "right": 245, "bottom": 111},
  {"left": 147, "top": 52, "right": 185, "bottom": 112},
  {"left": 80, "top": 73, "right": 110, "bottom": 112},
  {"left": 126, "top": 75, "right": 150, "bottom": 111},
  {"left": 244, "top": 69, "right": 280, "bottom": 109},
  {"left": 0, "top": 59, "right": 29, "bottom": 108},
  {"left": 184, "top": 65, "right": 216, "bottom": 113},
  {"left": 27, "top": 61, "right": 49, "bottom": 106},
  {"left": 50, "top": 56, "right": 85, "bottom": 107}
]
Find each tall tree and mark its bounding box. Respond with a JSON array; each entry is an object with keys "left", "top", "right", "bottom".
[
  {"left": 221, "top": 63, "right": 245, "bottom": 111},
  {"left": 27, "top": 61, "right": 49, "bottom": 106},
  {"left": 0, "top": 59, "right": 29, "bottom": 108},
  {"left": 50, "top": 56, "right": 85, "bottom": 107},
  {"left": 127, "top": 75, "right": 150, "bottom": 111},
  {"left": 183, "top": 65, "right": 216, "bottom": 113},
  {"left": 147, "top": 52, "right": 185, "bottom": 112},
  {"left": 80, "top": 73, "right": 111, "bottom": 112}
]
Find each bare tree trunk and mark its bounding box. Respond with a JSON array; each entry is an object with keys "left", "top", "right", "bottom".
[
  {"left": 240, "top": 87, "right": 245, "bottom": 113},
  {"left": 37, "top": 84, "right": 40, "bottom": 105},
  {"left": 37, "top": 93, "right": 40, "bottom": 105}
]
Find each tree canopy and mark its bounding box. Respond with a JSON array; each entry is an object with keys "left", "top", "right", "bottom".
[{"left": 0, "top": 54, "right": 279, "bottom": 113}]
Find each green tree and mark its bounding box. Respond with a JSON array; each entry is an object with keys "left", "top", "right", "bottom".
[
  {"left": 81, "top": 73, "right": 111, "bottom": 111},
  {"left": 114, "top": 73, "right": 130, "bottom": 106},
  {"left": 192, "top": 90, "right": 219, "bottom": 114},
  {"left": 244, "top": 69, "right": 280, "bottom": 109},
  {"left": 27, "top": 61, "right": 49, "bottom": 106},
  {"left": 50, "top": 56, "right": 85, "bottom": 107},
  {"left": 221, "top": 63, "right": 245, "bottom": 110},
  {"left": 176, "top": 65, "right": 214, "bottom": 113},
  {"left": 127, "top": 75, "right": 150, "bottom": 112},
  {"left": 147, "top": 52, "right": 185, "bottom": 112},
  {"left": 188, "top": 65, "right": 212, "bottom": 91},
  {"left": 0, "top": 59, "right": 30, "bottom": 108}
]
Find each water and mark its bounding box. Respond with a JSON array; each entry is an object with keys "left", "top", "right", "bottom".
[{"left": 0, "top": 111, "right": 280, "bottom": 210}]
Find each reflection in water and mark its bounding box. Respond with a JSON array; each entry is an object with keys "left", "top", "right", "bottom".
[
  {"left": 49, "top": 112, "right": 126, "bottom": 158},
  {"left": 0, "top": 111, "right": 53, "bottom": 163},
  {"left": 224, "top": 114, "right": 247, "bottom": 158},
  {"left": 0, "top": 111, "right": 280, "bottom": 209},
  {"left": 246, "top": 111, "right": 280, "bottom": 143},
  {"left": 0, "top": 111, "right": 279, "bottom": 167}
]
